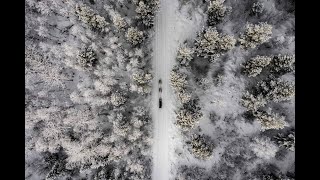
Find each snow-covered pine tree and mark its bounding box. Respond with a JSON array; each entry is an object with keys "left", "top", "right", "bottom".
[
  {"left": 257, "top": 77, "right": 295, "bottom": 102},
  {"left": 125, "top": 27, "right": 144, "bottom": 45},
  {"left": 270, "top": 54, "right": 295, "bottom": 74},
  {"left": 132, "top": 70, "right": 153, "bottom": 85},
  {"left": 238, "top": 22, "right": 272, "bottom": 49},
  {"left": 131, "top": 69, "right": 153, "bottom": 95},
  {"left": 243, "top": 55, "right": 272, "bottom": 77},
  {"left": 112, "top": 13, "right": 127, "bottom": 31},
  {"left": 104, "top": 5, "right": 127, "bottom": 31},
  {"left": 170, "top": 69, "right": 188, "bottom": 92},
  {"left": 176, "top": 109, "right": 199, "bottom": 130},
  {"left": 195, "top": 27, "right": 236, "bottom": 61},
  {"left": 253, "top": 108, "right": 288, "bottom": 131},
  {"left": 75, "top": 3, "right": 108, "bottom": 31},
  {"left": 207, "top": 0, "right": 232, "bottom": 26},
  {"left": 176, "top": 99, "right": 203, "bottom": 130},
  {"left": 110, "top": 91, "right": 127, "bottom": 107},
  {"left": 188, "top": 134, "right": 213, "bottom": 159},
  {"left": 177, "top": 90, "right": 192, "bottom": 104},
  {"left": 176, "top": 44, "right": 194, "bottom": 66},
  {"left": 135, "top": 0, "right": 160, "bottom": 27},
  {"left": 241, "top": 91, "right": 267, "bottom": 112},
  {"left": 251, "top": 2, "right": 264, "bottom": 15},
  {"left": 77, "top": 45, "right": 98, "bottom": 68}
]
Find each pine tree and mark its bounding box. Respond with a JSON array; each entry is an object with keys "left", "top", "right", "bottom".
[
  {"left": 132, "top": 70, "right": 153, "bottom": 85},
  {"left": 176, "top": 99, "right": 203, "bottom": 130},
  {"left": 195, "top": 27, "right": 236, "bottom": 61},
  {"left": 112, "top": 13, "right": 127, "bottom": 31},
  {"left": 131, "top": 70, "right": 153, "bottom": 95},
  {"left": 170, "top": 70, "right": 188, "bottom": 92},
  {"left": 253, "top": 108, "right": 289, "bottom": 131},
  {"left": 110, "top": 91, "right": 127, "bottom": 107},
  {"left": 75, "top": 3, "right": 108, "bottom": 31},
  {"left": 176, "top": 44, "right": 194, "bottom": 66},
  {"left": 125, "top": 27, "right": 144, "bottom": 45},
  {"left": 77, "top": 46, "right": 97, "bottom": 68},
  {"left": 207, "top": 0, "right": 232, "bottom": 26},
  {"left": 251, "top": 2, "right": 264, "bottom": 15},
  {"left": 241, "top": 91, "right": 267, "bottom": 112},
  {"left": 257, "top": 77, "right": 295, "bottom": 103},
  {"left": 177, "top": 90, "right": 192, "bottom": 104},
  {"left": 135, "top": 0, "right": 160, "bottom": 27},
  {"left": 270, "top": 54, "right": 295, "bottom": 74},
  {"left": 243, "top": 55, "right": 272, "bottom": 77},
  {"left": 238, "top": 22, "right": 272, "bottom": 49},
  {"left": 188, "top": 134, "right": 213, "bottom": 159}
]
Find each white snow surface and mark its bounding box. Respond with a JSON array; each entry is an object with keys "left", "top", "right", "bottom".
[{"left": 151, "top": 0, "right": 204, "bottom": 179}]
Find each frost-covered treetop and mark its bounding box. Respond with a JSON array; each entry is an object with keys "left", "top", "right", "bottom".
[
  {"left": 208, "top": 0, "right": 227, "bottom": 11},
  {"left": 135, "top": 0, "right": 160, "bottom": 27},
  {"left": 195, "top": 27, "right": 236, "bottom": 61},
  {"left": 177, "top": 90, "right": 192, "bottom": 104},
  {"left": 270, "top": 54, "right": 295, "bottom": 74},
  {"left": 136, "top": 1, "right": 149, "bottom": 17},
  {"left": 239, "top": 22, "right": 273, "bottom": 49},
  {"left": 176, "top": 44, "right": 194, "bottom": 66},
  {"left": 112, "top": 13, "right": 127, "bottom": 31},
  {"left": 125, "top": 27, "right": 144, "bottom": 45},
  {"left": 251, "top": 2, "right": 264, "bottom": 15},
  {"left": 132, "top": 70, "right": 153, "bottom": 85},
  {"left": 243, "top": 54, "right": 295, "bottom": 77},
  {"left": 257, "top": 77, "right": 295, "bottom": 103},
  {"left": 253, "top": 108, "right": 289, "bottom": 131},
  {"left": 110, "top": 91, "right": 127, "bottom": 107},
  {"left": 241, "top": 91, "right": 267, "bottom": 112},
  {"left": 207, "top": 0, "right": 232, "bottom": 26},
  {"left": 170, "top": 70, "right": 188, "bottom": 92},
  {"left": 176, "top": 109, "right": 202, "bottom": 131},
  {"left": 75, "top": 3, "right": 108, "bottom": 31},
  {"left": 175, "top": 98, "right": 203, "bottom": 130},
  {"left": 104, "top": 4, "right": 127, "bottom": 31},
  {"left": 243, "top": 55, "right": 272, "bottom": 77},
  {"left": 77, "top": 46, "right": 97, "bottom": 69},
  {"left": 189, "top": 134, "right": 213, "bottom": 159}
]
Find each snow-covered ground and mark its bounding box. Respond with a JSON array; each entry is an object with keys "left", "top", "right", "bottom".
[{"left": 151, "top": 0, "right": 204, "bottom": 179}]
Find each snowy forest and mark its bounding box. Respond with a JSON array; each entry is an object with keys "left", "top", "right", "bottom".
[
  {"left": 25, "top": 0, "right": 158, "bottom": 179},
  {"left": 25, "top": 0, "right": 294, "bottom": 179}
]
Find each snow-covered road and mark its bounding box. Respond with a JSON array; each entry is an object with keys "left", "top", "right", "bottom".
[
  {"left": 151, "top": 0, "right": 204, "bottom": 179},
  {"left": 151, "top": 0, "right": 173, "bottom": 179}
]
